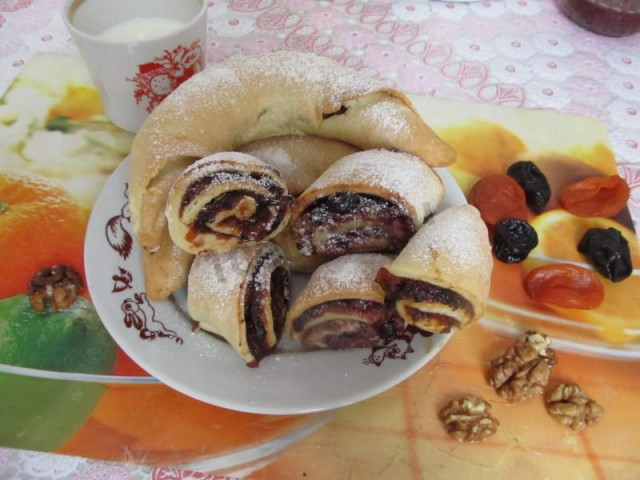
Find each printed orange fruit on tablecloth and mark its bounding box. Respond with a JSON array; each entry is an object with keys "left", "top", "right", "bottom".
[
  {"left": 58, "top": 384, "right": 313, "bottom": 463},
  {"left": 0, "top": 173, "right": 86, "bottom": 299},
  {"left": 439, "top": 120, "right": 527, "bottom": 192}
]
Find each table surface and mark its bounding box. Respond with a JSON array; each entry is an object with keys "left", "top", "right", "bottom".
[{"left": 1, "top": 1, "right": 640, "bottom": 479}]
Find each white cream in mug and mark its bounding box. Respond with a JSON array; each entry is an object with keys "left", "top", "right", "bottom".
[{"left": 97, "top": 17, "right": 184, "bottom": 42}]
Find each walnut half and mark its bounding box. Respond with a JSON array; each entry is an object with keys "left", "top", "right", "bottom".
[
  {"left": 27, "top": 265, "right": 83, "bottom": 312},
  {"left": 545, "top": 383, "right": 604, "bottom": 431},
  {"left": 439, "top": 396, "right": 499, "bottom": 443},
  {"left": 488, "top": 330, "right": 557, "bottom": 402}
]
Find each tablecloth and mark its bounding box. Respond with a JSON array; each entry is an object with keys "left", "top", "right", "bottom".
[{"left": 1, "top": 1, "right": 639, "bottom": 479}]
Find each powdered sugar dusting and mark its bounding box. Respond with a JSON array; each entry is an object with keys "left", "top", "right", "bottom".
[
  {"left": 239, "top": 144, "right": 298, "bottom": 180},
  {"left": 188, "top": 247, "right": 253, "bottom": 308},
  {"left": 160, "top": 51, "right": 386, "bottom": 116},
  {"left": 359, "top": 98, "right": 412, "bottom": 137},
  {"left": 402, "top": 205, "right": 491, "bottom": 278},
  {"left": 182, "top": 151, "right": 275, "bottom": 179},
  {"left": 302, "top": 253, "right": 391, "bottom": 300},
  {"left": 188, "top": 243, "right": 286, "bottom": 309},
  {"left": 306, "top": 150, "right": 443, "bottom": 221}
]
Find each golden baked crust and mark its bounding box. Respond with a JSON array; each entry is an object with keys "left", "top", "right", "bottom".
[
  {"left": 290, "top": 149, "right": 445, "bottom": 230},
  {"left": 377, "top": 205, "right": 492, "bottom": 331},
  {"left": 143, "top": 227, "right": 193, "bottom": 301},
  {"left": 238, "top": 135, "right": 359, "bottom": 196},
  {"left": 187, "top": 243, "right": 289, "bottom": 364},
  {"left": 129, "top": 51, "right": 456, "bottom": 251},
  {"left": 165, "top": 151, "right": 291, "bottom": 255},
  {"left": 287, "top": 253, "right": 391, "bottom": 326}
]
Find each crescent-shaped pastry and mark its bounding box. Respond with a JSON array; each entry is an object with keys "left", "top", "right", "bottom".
[
  {"left": 238, "top": 135, "right": 360, "bottom": 196},
  {"left": 187, "top": 243, "right": 290, "bottom": 366},
  {"left": 165, "top": 152, "right": 293, "bottom": 255},
  {"left": 287, "top": 254, "right": 401, "bottom": 349},
  {"left": 375, "top": 205, "right": 492, "bottom": 333},
  {"left": 143, "top": 227, "right": 194, "bottom": 301},
  {"left": 129, "top": 50, "right": 456, "bottom": 251},
  {"left": 289, "top": 149, "right": 444, "bottom": 257}
]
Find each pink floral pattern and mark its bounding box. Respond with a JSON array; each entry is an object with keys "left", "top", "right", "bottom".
[
  {"left": 2, "top": 0, "right": 640, "bottom": 478},
  {"left": 0, "top": 0, "right": 32, "bottom": 13}
]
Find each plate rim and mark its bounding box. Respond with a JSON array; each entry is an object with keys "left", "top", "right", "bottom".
[{"left": 85, "top": 156, "right": 461, "bottom": 415}]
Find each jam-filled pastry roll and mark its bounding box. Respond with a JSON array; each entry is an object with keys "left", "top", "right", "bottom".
[
  {"left": 271, "top": 223, "right": 331, "bottom": 274},
  {"left": 287, "top": 254, "right": 402, "bottom": 349},
  {"left": 187, "top": 243, "right": 290, "bottom": 366},
  {"left": 166, "top": 152, "right": 293, "bottom": 255},
  {"left": 289, "top": 149, "right": 444, "bottom": 257},
  {"left": 376, "top": 205, "right": 492, "bottom": 334}
]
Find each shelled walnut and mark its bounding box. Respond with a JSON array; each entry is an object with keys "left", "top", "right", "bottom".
[
  {"left": 488, "top": 330, "right": 557, "bottom": 402},
  {"left": 27, "top": 265, "right": 83, "bottom": 312},
  {"left": 545, "top": 383, "right": 604, "bottom": 431},
  {"left": 439, "top": 396, "right": 499, "bottom": 443}
]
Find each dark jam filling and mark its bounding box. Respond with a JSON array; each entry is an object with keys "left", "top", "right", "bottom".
[
  {"left": 294, "top": 299, "right": 403, "bottom": 349},
  {"left": 244, "top": 255, "right": 289, "bottom": 365},
  {"left": 375, "top": 268, "right": 474, "bottom": 331},
  {"left": 293, "top": 192, "right": 415, "bottom": 256},
  {"left": 181, "top": 171, "right": 291, "bottom": 241}
]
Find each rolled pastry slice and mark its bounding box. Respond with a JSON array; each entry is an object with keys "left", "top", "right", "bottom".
[
  {"left": 188, "top": 243, "right": 290, "bottom": 366},
  {"left": 375, "top": 205, "right": 492, "bottom": 333},
  {"left": 290, "top": 149, "right": 444, "bottom": 257},
  {"left": 166, "top": 152, "right": 293, "bottom": 255},
  {"left": 271, "top": 223, "right": 331, "bottom": 274},
  {"left": 129, "top": 50, "right": 456, "bottom": 251},
  {"left": 287, "top": 254, "right": 402, "bottom": 349}
]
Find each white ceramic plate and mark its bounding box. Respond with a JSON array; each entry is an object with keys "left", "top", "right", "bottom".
[{"left": 86, "top": 157, "right": 467, "bottom": 415}]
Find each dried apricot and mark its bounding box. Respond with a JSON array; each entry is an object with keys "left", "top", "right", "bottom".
[
  {"left": 559, "top": 175, "right": 630, "bottom": 218},
  {"left": 524, "top": 264, "right": 604, "bottom": 310},
  {"left": 468, "top": 174, "right": 528, "bottom": 231}
]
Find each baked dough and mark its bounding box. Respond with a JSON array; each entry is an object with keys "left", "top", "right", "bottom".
[
  {"left": 187, "top": 242, "right": 290, "bottom": 365},
  {"left": 287, "top": 253, "right": 401, "bottom": 349},
  {"left": 238, "top": 135, "right": 360, "bottom": 196},
  {"left": 143, "top": 227, "right": 193, "bottom": 301},
  {"left": 376, "top": 205, "right": 492, "bottom": 333},
  {"left": 289, "top": 149, "right": 444, "bottom": 257},
  {"left": 129, "top": 51, "right": 456, "bottom": 252},
  {"left": 165, "top": 152, "right": 292, "bottom": 255}
]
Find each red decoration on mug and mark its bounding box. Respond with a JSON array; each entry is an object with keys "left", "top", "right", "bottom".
[{"left": 129, "top": 40, "right": 204, "bottom": 112}]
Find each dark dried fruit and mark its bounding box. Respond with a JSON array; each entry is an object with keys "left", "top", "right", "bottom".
[
  {"left": 493, "top": 219, "right": 539, "bottom": 263},
  {"left": 507, "top": 161, "right": 551, "bottom": 213},
  {"left": 578, "top": 228, "right": 633, "bottom": 282}
]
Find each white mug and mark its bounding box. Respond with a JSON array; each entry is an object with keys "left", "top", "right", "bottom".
[{"left": 63, "top": 0, "right": 207, "bottom": 132}]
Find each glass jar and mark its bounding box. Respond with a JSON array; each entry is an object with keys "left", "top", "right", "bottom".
[{"left": 556, "top": 0, "right": 640, "bottom": 37}]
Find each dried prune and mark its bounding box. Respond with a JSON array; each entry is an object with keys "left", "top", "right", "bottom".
[
  {"left": 493, "top": 219, "right": 539, "bottom": 263},
  {"left": 507, "top": 161, "right": 551, "bottom": 213},
  {"left": 578, "top": 228, "right": 633, "bottom": 282}
]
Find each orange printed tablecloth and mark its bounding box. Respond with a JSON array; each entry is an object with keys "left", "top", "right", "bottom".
[{"left": 1, "top": 1, "right": 640, "bottom": 480}]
